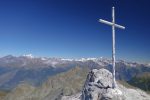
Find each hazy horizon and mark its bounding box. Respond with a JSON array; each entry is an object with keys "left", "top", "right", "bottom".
[{"left": 0, "top": 53, "right": 149, "bottom": 64}]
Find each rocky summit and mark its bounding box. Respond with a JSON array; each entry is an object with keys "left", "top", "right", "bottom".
[{"left": 62, "top": 68, "right": 150, "bottom": 100}]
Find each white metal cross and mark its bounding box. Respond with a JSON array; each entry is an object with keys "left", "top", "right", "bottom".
[{"left": 99, "top": 7, "right": 125, "bottom": 88}]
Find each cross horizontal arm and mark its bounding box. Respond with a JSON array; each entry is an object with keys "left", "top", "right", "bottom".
[
  {"left": 99, "top": 19, "right": 125, "bottom": 29},
  {"left": 115, "top": 24, "right": 125, "bottom": 30},
  {"left": 99, "top": 19, "right": 113, "bottom": 26}
]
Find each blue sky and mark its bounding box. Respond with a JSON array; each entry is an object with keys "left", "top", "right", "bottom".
[{"left": 0, "top": 0, "right": 149, "bottom": 63}]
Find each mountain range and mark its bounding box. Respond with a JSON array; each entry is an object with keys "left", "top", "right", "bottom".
[{"left": 0, "top": 54, "right": 149, "bottom": 92}]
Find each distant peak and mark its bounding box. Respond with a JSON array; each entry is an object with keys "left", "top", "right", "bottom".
[
  {"left": 3, "top": 55, "right": 15, "bottom": 58},
  {"left": 147, "top": 63, "right": 150, "bottom": 67}
]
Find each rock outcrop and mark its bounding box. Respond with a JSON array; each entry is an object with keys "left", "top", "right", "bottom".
[
  {"left": 62, "top": 68, "right": 150, "bottom": 100},
  {"left": 82, "top": 68, "right": 123, "bottom": 100}
]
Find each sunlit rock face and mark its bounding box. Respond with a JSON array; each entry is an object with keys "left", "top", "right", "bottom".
[{"left": 82, "top": 68, "right": 123, "bottom": 100}]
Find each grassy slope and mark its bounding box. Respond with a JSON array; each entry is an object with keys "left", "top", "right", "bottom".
[{"left": 128, "top": 72, "right": 150, "bottom": 93}]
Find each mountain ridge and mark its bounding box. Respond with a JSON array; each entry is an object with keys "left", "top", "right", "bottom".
[{"left": 0, "top": 55, "right": 149, "bottom": 91}]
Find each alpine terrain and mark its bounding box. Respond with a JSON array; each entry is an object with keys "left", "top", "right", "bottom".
[{"left": 0, "top": 55, "right": 149, "bottom": 100}]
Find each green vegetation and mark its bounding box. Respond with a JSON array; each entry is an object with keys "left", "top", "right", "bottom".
[
  {"left": 128, "top": 72, "right": 150, "bottom": 92},
  {"left": 118, "top": 80, "right": 137, "bottom": 89}
]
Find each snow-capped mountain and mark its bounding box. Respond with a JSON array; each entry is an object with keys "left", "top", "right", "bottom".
[
  {"left": 146, "top": 63, "right": 150, "bottom": 67},
  {"left": 0, "top": 55, "right": 149, "bottom": 91},
  {"left": 0, "top": 55, "right": 147, "bottom": 68}
]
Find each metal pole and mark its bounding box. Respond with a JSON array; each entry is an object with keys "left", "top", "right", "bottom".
[{"left": 112, "top": 7, "right": 116, "bottom": 88}]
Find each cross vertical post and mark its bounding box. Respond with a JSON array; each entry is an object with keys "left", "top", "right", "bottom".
[
  {"left": 112, "top": 7, "right": 116, "bottom": 88},
  {"left": 99, "top": 7, "right": 125, "bottom": 88}
]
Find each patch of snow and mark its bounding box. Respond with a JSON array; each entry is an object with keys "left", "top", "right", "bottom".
[
  {"left": 43, "top": 59, "right": 60, "bottom": 67},
  {"left": 61, "top": 58, "right": 74, "bottom": 61},
  {"left": 23, "top": 54, "right": 34, "bottom": 59},
  {"left": 75, "top": 58, "right": 97, "bottom": 62},
  {"left": 147, "top": 63, "right": 150, "bottom": 67},
  {"left": 124, "top": 62, "right": 138, "bottom": 67},
  {"left": 41, "top": 57, "right": 47, "bottom": 61}
]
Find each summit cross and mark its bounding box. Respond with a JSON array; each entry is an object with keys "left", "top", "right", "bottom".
[{"left": 99, "top": 7, "right": 125, "bottom": 88}]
